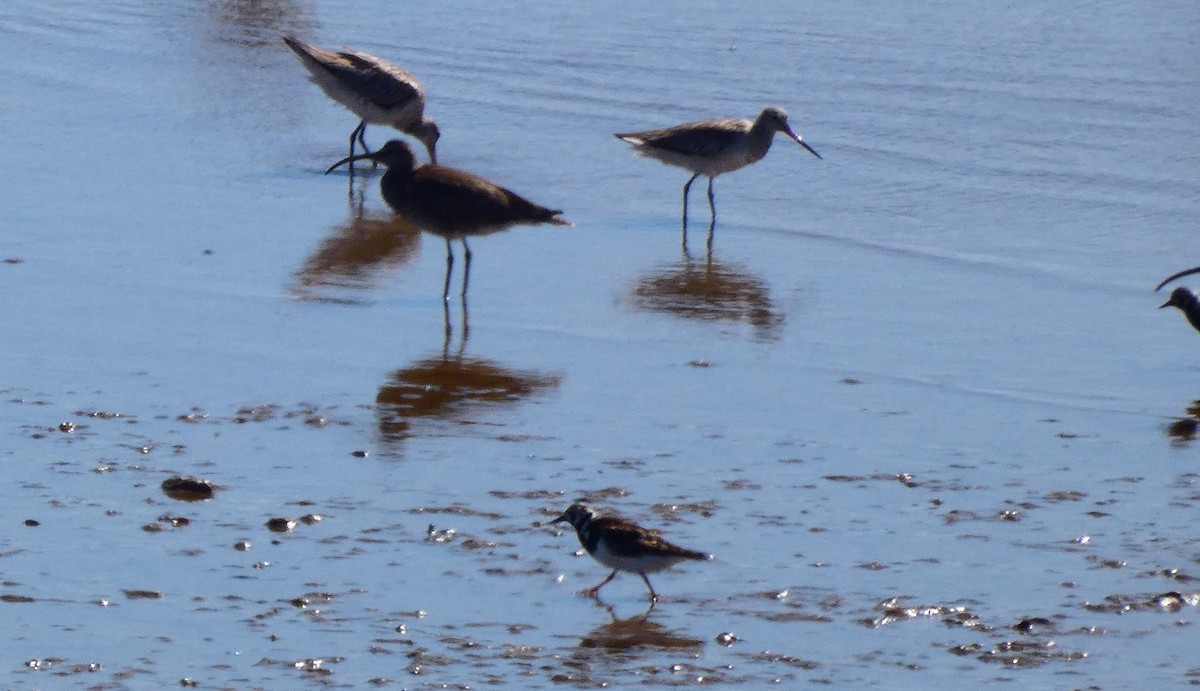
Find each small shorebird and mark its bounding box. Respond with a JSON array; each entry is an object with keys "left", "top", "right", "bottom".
[
  {"left": 283, "top": 36, "right": 439, "bottom": 166},
  {"left": 1160, "top": 287, "right": 1200, "bottom": 333},
  {"left": 326, "top": 140, "right": 570, "bottom": 301},
  {"left": 615, "top": 106, "right": 820, "bottom": 238},
  {"left": 551, "top": 503, "right": 711, "bottom": 605},
  {"left": 1156, "top": 267, "right": 1200, "bottom": 334}
]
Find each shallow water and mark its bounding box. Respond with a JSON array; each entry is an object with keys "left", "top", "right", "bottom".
[{"left": 3, "top": 0, "right": 1200, "bottom": 687}]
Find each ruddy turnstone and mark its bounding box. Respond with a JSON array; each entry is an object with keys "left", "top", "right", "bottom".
[{"left": 551, "top": 502, "right": 711, "bottom": 604}]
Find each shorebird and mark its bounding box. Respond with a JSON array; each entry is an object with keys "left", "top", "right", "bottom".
[
  {"left": 283, "top": 36, "right": 439, "bottom": 166},
  {"left": 1160, "top": 287, "right": 1200, "bottom": 333},
  {"left": 615, "top": 106, "right": 820, "bottom": 237},
  {"left": 1156, "top": 267, "right": 1200, "bottom": 334},
  {"left": 325, "top": 140, "right": 570, "bottom": 301},
  {"left": 551, "top": 503, "right": 711, "bottom": 605}
]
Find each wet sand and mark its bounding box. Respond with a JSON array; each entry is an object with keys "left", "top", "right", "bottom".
[{"left": 3, "top": 0, "right": 1200, "bottom": 688}]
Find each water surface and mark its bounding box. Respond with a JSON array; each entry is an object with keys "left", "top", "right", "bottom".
[{"left": 2, "top": 0, "right": 1200, "bottom": 687}]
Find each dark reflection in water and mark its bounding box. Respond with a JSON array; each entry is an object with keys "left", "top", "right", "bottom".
[
  {"left": 376, "top": 329, "right": 562, "bottom": 443},
  {"left": 1165, "top": 398, "right": 1200, "bottom": 444},
  {"left": 291, "top": 190, "right": 422, "bottom": 303},
  {"left": 630, "top": 249, "right": 784, "bottom": 341},
  {"left": 204, "top": 0, "right": 314, "bottom": 47},
  {"left": 576, "top": 608, "right": 704, "bottom": 652}
]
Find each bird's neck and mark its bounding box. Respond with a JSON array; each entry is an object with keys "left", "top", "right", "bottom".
[
  {"left": 1186, "top": 304, "right": 1200, "bottom": 333},
  {"left": 575, "top": 521, "right": 601, "bottom": 553},
  {"left": 745, "top": 122, "right": 778, "bottom": 160}
]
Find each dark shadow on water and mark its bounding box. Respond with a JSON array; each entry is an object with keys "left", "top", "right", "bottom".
[
  {"left": 577, "top": 611, "right": 704, "bottom": 653},
  {"left": 629, "top": 246, "right": 784, "bottom": 341},
  {"left": 204, "top": 0, "right": 314, "bottom": 48},
  {"left": 555, "top": 601, "right": 705, "bottom": 684},
  {"left": 1164, "top": 397, "right": 1200, "bottom": 445},
  {"left": 290, "top": 186, "right": 422, "bottom": 303},
  {"left": 375, "top": 319, "right": 562, "bottom": 444}
]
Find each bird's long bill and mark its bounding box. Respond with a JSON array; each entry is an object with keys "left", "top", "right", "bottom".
[
  {"left": 1159, "top": 300, "right": 1172, "bottom": 309},
  {"left": 782, "top": 125, "right": 822, "bottom": 159},
  {"left": 324, "top": 152, "right": 377, "bottom": 175},
  {"left": 549, "top": 513, "right": 568, "bottom": 524},
  {"left": 1155, "top": 266, "right": 1200, "bottom": 292}
]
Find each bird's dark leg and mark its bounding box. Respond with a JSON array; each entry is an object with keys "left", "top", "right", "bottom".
[
  {"left": 442, "top": 238, "right": 454, "bottom": 303},
  {"left": 460, "top": 240, "right": 472, "bottom": 342},
  {"left": 706, "top": 176, "right": 717, "bottom": 225},
  {"left": 348, "top": 121, "right": 365, "bottom": 169},
  {"left": 356, "top": 121, "right": 378, "bottom": 170},
  {"left": 704, "top": 177, "right": 717, "bottom": 255},
  {"left": 460, "top": 294, "right": 470, "bottom": 344},
  {"left": 356, "top": 120, "right": 372, "bottom": 156},
  {"left": 639, "top": 572, "right": 659, "bottom": 605},
  {"left": 681, "top": 173, "right": 699, "bottom": 250},
  {"left": 461, "top": 239, "right": 472, "bottom": 299},
  {"left": 581, "top": 570, "right": 618, "bottom": 598}
]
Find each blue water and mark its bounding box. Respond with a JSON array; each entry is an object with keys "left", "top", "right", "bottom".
[{"left": 2, "top": 0, "right": 1199, "bottom": 687}]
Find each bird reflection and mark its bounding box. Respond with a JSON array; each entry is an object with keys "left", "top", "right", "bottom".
[
  {"left": 206, "top": 0, "right": 313, "bottom": 48},
  {"left": 375, "top": 324, "right": 562, "bottom": 444},
  {"left": 576, "top": 601, "right": 704, "bottom": 652},
  {"left": 290, "top": 185, "right": 422, "bottom": 303},
  {"left": 630, "top": 248, "right": 784, "bottom": 341},
  {"left": 1165, "top": 398, "right": 1200, "bottom": 445}
]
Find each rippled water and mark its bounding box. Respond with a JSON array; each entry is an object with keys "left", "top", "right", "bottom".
[{"left": 3, "top": 0, "right": 1200, "bottom": 688}]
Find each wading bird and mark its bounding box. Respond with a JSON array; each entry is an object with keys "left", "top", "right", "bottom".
[
  {"left": 284, "top": 36, "right": 439, "bottom": 167},
  {"left": 1157, "top": 266, "right": 1200, "bottom": 333},
  {"left": 551, "top": 503, "right": 711, "bottom": 605},
  {"left": 326, "top": 140, "right": 570, "bottom": 302},
  {"left": 615, "top": 106, "right": 820, "bottom": 245}
]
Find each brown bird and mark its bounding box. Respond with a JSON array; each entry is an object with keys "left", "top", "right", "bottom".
[
  {"left": 551, "top": 503, "right": 711, "bottom": 605},
  {"left": 326, "top": 140, "right": 570, "bottom": 301},
  {"left": 283, "top": 36, "right": 440, "bottom": 166}
]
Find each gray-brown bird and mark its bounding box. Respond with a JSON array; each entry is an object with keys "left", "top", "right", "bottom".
[
  {"left": 284, "top": 36, "right": 439, "bottom": 166},
  {"left": 615, "top": 106, "right": 820, "bottom": 231}
]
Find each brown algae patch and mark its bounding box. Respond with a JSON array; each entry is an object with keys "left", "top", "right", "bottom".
[{"left": 161, "top": 476, "right": 216, "bottom": 502}]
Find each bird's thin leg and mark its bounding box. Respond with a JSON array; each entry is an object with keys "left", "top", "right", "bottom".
[
  {"left": 681, "top": 173, "right": 698, "bottom": 249},
  {"left": 580, "top": 570, "right": 618, "bottom": 597},
  {"left": 348, "top": 121, "right": 365, "bottom": 168},
  {"left": 460, "top": 239, "right": 472, "bottom": 299},
  {"left": 639, "top": 572, "right": 659, "bottom": 604},
  {"left": 460, "top": 296, "right": 470, "bottom": 348},
  {"left": 356, "top": 121, "right": 378, "bottom": 170},
  {"left": 704, "top": 177, "right": 717, "bottom": 254},
  {"left": 356, "top": 120, "right": 372, "bottom": 156},
  {"left": 443, "top": 239, "right": 454, "bottom": 303},
  {"left": 706, "top": 177, "right": 717, "bottom": 226},
  {"left": 460, "top": 240, "right": 471, "bottom": 343}
]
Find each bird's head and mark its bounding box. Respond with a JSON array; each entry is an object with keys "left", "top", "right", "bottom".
[
  {"left": 408, "top": 117, "right": 441, "bottom": 165},
  {"left": 550, "top": 503, "right": 595, "bottom": 529},
  {"left": 761, "top": 105, "right": 821, "bottom": 159},
  {"left": 1160, "top": 286, "right": 1196, "bottom": 311}
]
